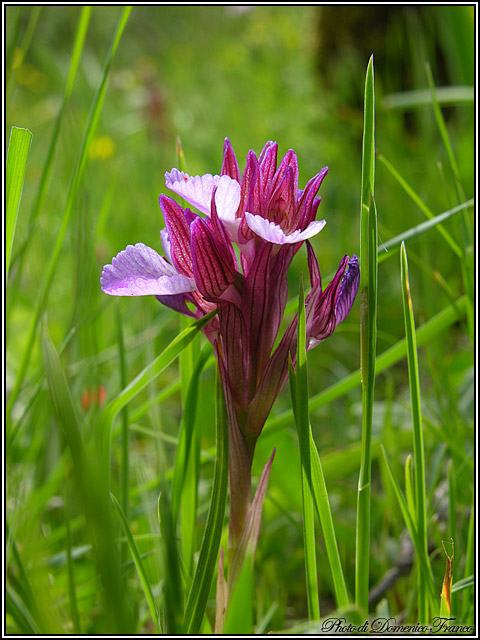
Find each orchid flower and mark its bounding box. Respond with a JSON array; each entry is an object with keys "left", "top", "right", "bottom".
[{"left": 101, "top": 138, "right": 359, "bottom": 560}]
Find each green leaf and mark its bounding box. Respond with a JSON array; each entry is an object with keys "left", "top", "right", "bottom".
[
  {"left": 356, "top": 53, "right": 377, "bottom": 614},
  {"left": 111, "top": 493, "right": 160, "bottom": 633},
  {"left": 382, "top": 86, "right": 474, "bottom": 110},
  {"left": 6, "top": 126, "right": 32, "bottom": 280},
  {"left": 222, "top": 551, "right": 253, "bottom": 635},
  {"left": 95, "top": 310, "right": 216, "bottom": 485},
  {"left": 400, "top": 242, "right": 429, "bottom": 623},
  {"left": 290, "top": 277, "right": 319, "bottom": 620},
  {"left": 158, "top": 488, "right": 183, "bottom": 634},
  {"left": 6, "top": 6, "right": 132, "bottom": 423},
  {"left": 183, "top": 364, "right": 229, "bottom": 634},
  {"left": 266, "top": 296, "right": 467, "bottom": 434},
  {"left": 42, "top": 324, "right": 134, "bottom": 632}
]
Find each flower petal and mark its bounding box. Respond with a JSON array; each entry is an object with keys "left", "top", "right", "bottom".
[
  {"left": 245, "top": 212, "right": 326, "bottom": 244},
  {"left": 190, "top": 218, "right": 236, "bottom": 300},
  {"left": 214, "top": 175, "right": 241, "bottom": 237},
  {"left": 165, "top": 169, "right": 221, "bottom": 214},
  {"left": 221, "top": 137, "right": 241, "bottom": 183},
  {"left": 100, "top": 243, "right": 196, "bottom": 296},
  {"left": 335, "top": 254, "right": 360, "bottom": 325}
]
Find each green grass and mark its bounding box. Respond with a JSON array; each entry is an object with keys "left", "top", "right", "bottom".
[{"left": 6, "top": 5, "right": 474, "bottom": 635}]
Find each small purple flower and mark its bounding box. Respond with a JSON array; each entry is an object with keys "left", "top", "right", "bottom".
[{"left": 101, "top": 139, "right": 359, "bottom": 444}]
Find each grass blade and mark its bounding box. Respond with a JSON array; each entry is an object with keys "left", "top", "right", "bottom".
[
  {"left": 380, "top": 446, "right": 437, "bottom": 608},
  {"left": 355, "top": 53, "right": 377, "bottom": 614},
  {"left": 111, "top": 492, "right": 160, "bottom": 633},
  {"left": 183, "top": 364, "right": 229, "bottom": 634},
  {"left": 400, "top": 242, "right": 429, "bottom": 623},
  {"left": 42, "top": 324, "right": 134, "bottom": 632},
  {"left": 290, "top": 277, "right": 319, "bottom": 620},
  {"left": 290, "top": 279, "right": 349, "bottom": 611},
  {"left": 6, "top": 6, "right": 132, "bottom": 423},
  {"left": 172, "top": 342, "right": 212, "bottom": 525},
  {"left": 10, "top": 6, "right": 91, "bottom": 280},
  {"left": 95, "top": 310, "right": 216, "bottom": 485},
  {"left": 382, "top": 86, "right": 474, "bottom": 110},
  {"left": 6, "top": 126, "right": 32, "bottom": 280},
  {"left": 377, "top": 151, "right": 464, "bottom": 258},
  {"left": 266, "top": 296, "right": 467, "bottom": 434}
]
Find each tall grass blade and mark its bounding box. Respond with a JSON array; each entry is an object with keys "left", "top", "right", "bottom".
[
  {"left": 111, "top": 492, "right": 160, "bottom": 633},
  {"left": 289, "top": 277, "right": 319, "bottom": 620},
  {"left": 10, "top": 6, "right": 91, "bottom": 282},
  {"left": 289, "top": 281, "right": 349, "bottom": 611},
  {"left": 6, "top": 586, "right": 39, "bottom": 635},
  {"left": 376, "top": 153, "right": 464, "bottom": 258},
  {"left": 6, "top": 6, "right": 132, "bottom": 423},
  {"left": 6, "top": 126, "right": 32, "bottom": 281},
  {"left": 266, "top": 296, "right": 467, "bottom": 434},
  {"left": 355, "top": 53, "right": 377, "bottom": 614},
  {"left": 222, "top": 551, "right": 254, "bottom": 635},
  {"left": 382, "top": 86, "right": 474, "bottom": 110},
  {"left": 172, "top": 342, "right": 212, "bottom": 524},
  {"left": 380, "top": 446, "right": 437, "bottom": 608},
  {"left": 183, "top": 364, "right": 229, "bottom": 634},
  {"left": 96, "top": 310, "right": 215, "bottom": 485},
  {"left": 400, "top": 242, "right": 429, "bottom": 623},
  {"left": 42, "top": 324, "right": 134, "bottom": 632}
]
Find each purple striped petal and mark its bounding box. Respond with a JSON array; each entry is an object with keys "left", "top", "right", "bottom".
[
  {"left": 221, "top": 137, "right": 241, "bottom": 183},
  {"left": 245, "top": 213, "right": 326, "bottom": 244},
  {"left": 100, "top": 243, "right": 196, "bottom": 296},
  {"left": 190, "top": 218, "right": 236, "bottom": 300}
]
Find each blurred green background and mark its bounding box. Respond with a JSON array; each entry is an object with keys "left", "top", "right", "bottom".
[{"left": 6, "top": 5, "right": 474, "bottom": 633}]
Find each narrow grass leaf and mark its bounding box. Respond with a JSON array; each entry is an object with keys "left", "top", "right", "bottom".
[
  {"left": 110, "top": 492, "right": 160, "bottom": 633},
  {"left": 6, "top": 6, "right": 132, "bottom": 423},
  {"left": 183, "top": 364, "right": 229, "bottom": 634},
  {"left": 10, "top": 6, "right": 91, "bottom": 279},
  {"left": 65, "top": 478, "right": 81, "bottom": 634},
  {"left": 380, "top": 446, "right": 437, "bottom": 608},
  {"left": 356, "top": 54, "right": 377, "bottom": 614},
  {"left": 404, "top": 455, "right": 416, "bottom": 523},
  {"left": 290, "top": 281, "right": 349, "bottom": 611},
  {"left": 378, "top": 199, "right": 472, "bottom": 263},
  {"left": 158, "top": 491, "right": 184, "bottom": 635},
  {"left": 6, "top": 586, "right": 39, "bottom": 635},
  {"left": 266, "top": 296, "right": 467, "bottom": 433},
  {"left": 96, "top": 310, "right": 215, "bottom": 484},
  {"left": 400, "top": 242, "right": 429, "bottom": 623},
  {"left": 222, "top": 551, "right": 254, "bottom": 635},
  {"left": 290, "top": 277, "right": 319, "bottom": 620},
  {"left": 382, "top": 86, "right": 474, "bottom": 110},
  {"left": 42, "top": 325, "right": 134, "bottom": 632},
  {"left": 460, "top": 490, "right": 474, "bottom": 622},
  {"left": 172, "top": 342, "right": 212, "bottom": 524},
  {"left": 6, "top": 126, "right": 32, "bottom": 280}
]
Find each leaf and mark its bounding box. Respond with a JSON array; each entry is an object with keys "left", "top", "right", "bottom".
[
  {"left": 6, "top": 126, "right": 32, "bottom": 280},
  {"left": 111, "top": 493, "right": 160, "bottom": 633},
  {"left": 183, "top": 364, "right": 229, "bottom": 634}
]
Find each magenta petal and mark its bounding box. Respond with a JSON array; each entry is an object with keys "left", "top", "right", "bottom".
[
  {"left": 190, "top": 218, "right": 236, "bottom": 300},
  {"left": 221, "top": 138, "right": 241, "bottom": 183},
  {"left": 160, "top": 195, "right": 195, "bottom": 277},
  {"left": 100, "top": 243, "right": 196, "bottom": 296},
  {"left": 245, "top": 213, "right": 326, "bottom": 244},
  {"left": 165, "top": 169, "right": 221, "bottom": 214}
]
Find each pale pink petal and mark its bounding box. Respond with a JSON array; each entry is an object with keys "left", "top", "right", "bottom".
[
  {"left": 214, "top": 175, "right": 241, "bottom": 237},
  {"left": 245, "top": 213, "right": 326, "bottom": 245},
  {"left": 100, "top": 243, "right": 196, "bottom": 296},
  {"left": 165, "top": 169, "right": 221, "bottom": 214}
]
